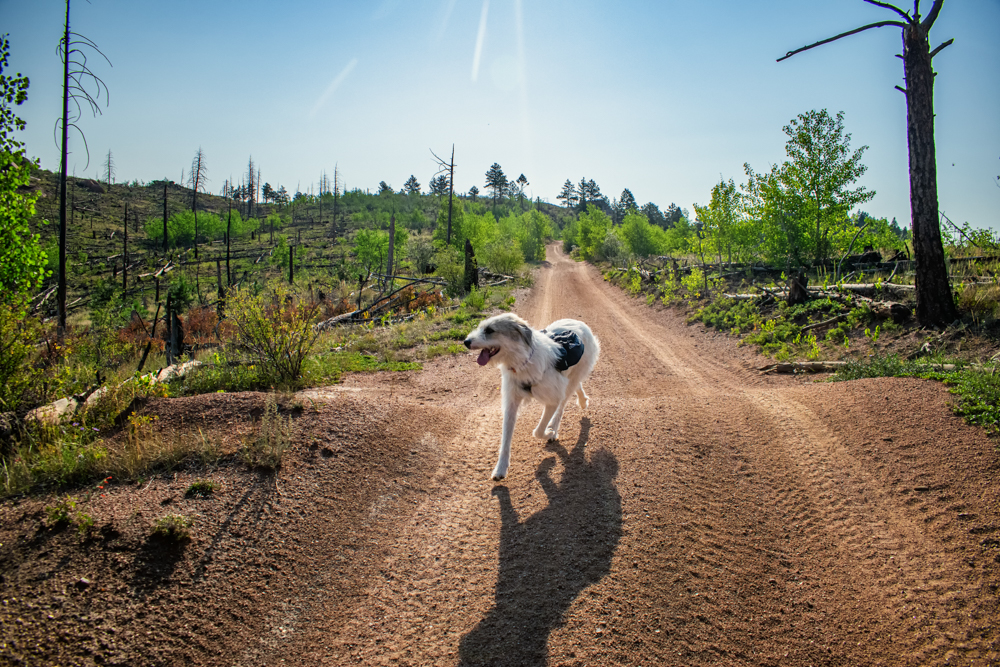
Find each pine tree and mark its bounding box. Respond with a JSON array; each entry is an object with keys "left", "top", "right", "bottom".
[
  {"left": 556, "top": 180, "right": 577, "bottom": 209},
  {"left": 429, "top": 175, "right": 450, "bottom": 196},
  {"left": 403, "top": 175, "right": 421, "bottom": 195},
  {"left": 485, "top": 163, "right": 507, "bottom": 212}
]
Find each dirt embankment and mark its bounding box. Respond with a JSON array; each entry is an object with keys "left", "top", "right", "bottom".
[{"left": 2, "top": 245, "right": 998, "bottom": 667}]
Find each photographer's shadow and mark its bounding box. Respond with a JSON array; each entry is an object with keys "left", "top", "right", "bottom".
[{"left": 459, "top": 418, "right": 622, "bottom": 666}]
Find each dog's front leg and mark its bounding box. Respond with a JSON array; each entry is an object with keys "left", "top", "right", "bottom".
[{"left": 492, "top": 396, "right": 522, "bottom": 481}]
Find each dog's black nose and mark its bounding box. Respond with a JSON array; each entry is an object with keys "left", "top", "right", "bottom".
[{"left": 463, "top": 339, "right": 472, "bottom": 349}]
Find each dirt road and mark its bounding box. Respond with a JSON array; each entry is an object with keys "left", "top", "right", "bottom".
[
  {"left": 3, "top": 245, "right": 997, "bottom": 667},
  {"left": 253, "top": 246, "right": 999, "bottom": 666}
]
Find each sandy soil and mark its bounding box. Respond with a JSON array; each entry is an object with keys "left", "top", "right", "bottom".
[{"left": 2, "top": 245, "right": 998, "bottom": 666}]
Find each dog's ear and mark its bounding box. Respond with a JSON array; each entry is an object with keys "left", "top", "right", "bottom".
[{"left": 515, "top": 321, "right": 533, "bottom": 348}]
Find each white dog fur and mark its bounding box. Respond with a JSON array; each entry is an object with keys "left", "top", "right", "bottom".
[{"left": 463, "top": 313, "right": 600, "bottom": 480}]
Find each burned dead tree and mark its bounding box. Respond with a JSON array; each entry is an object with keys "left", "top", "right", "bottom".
[
  {"left": 55, "top": 0, "right": 111, "bottom": 334},
  {"left": 431, "top": 145, "right": 457, "bottom": 244},
  {"left": 778, "top": 0, "right": 958, "bottom": 327},
  {"left": 189, "top": 148, "right": 208, "bottom": 259}
]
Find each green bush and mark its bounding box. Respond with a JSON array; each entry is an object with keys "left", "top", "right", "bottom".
[
  {"left": 226, "top": 282, "right": 322, "bottom": 387},
  {"left": 144, "top": 209, "right": 259, "bottom": 248},
  {"left": 480, "top": 239, "right": 524, "bottom": 275},
  {"left": 0, "top": 300, "right": 38, "bottom": 411},
  {"left": 464, "top": 286, "right": 487, "bottom": 312}
]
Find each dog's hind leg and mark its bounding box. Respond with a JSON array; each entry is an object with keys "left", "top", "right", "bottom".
[
  {"left": 544, "top": 399, "right": 569, "bottom": 441},
  {"left": 576, "top": 384, "right": 589, "bottom": 411},
  {"left": 533, "top": 404, "right": 558, "bottom": 439}
]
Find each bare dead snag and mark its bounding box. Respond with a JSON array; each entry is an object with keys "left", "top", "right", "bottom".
[{"left": 778, "top": 0, "right": 958, "bottom": 326}]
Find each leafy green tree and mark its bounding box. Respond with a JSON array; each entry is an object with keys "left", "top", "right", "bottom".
[
  {"left": 468, "top": 185, "right": 479, "bottom": 202},
  {"left": 619, "top": 211, "right": 668, "bottom": 258},
  {"left": 741, "top": 161, "right": 808, "bottom": 267},
  {"left": 577, "top": 205, "right": 612, "bottom": 260},
  {"left": 403, "top": 175, "right": 421, "bottom": 195},
  {"left": 782, "top": 109, "right": 873, "bottom": 263},
  {"left": 0, "top": 35, "right": 47, "bottom": 301},
  {"left": 694, "top": 178, "right": 746, "bottom": 266},
  {"left": 521, "top": 209, "right": 552, "bottom": 261},
  {"left": 378, "top": 180, "right": 393, "bottom": 195},
  {"left": 1, "top": 34, "right": 46, "bottom": 410}
]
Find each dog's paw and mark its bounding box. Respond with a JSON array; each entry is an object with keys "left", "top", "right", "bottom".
[
  {"left": 578, "top": 396, "right": 589, "bottom": 410},
  {"left": 491, "top": 467, "right": 508, "bottom": 481},
  {"left": 544, "top": 429, "right": 559, "bottom": 441},
  {"left": 532, "top": 428, "right": 550, "bottom": 440}
]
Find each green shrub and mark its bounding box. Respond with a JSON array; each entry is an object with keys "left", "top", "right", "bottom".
[
  {"left": 45, "top": 496, "right": 77, "bottom": 526},
  {"left": 226, "top": 282, "right": 322, "bottom": 387},
  {"left": 944, "top": 366, "right": 1000, "bottom": 436},
  {"left": 0, "top": 300, "right": 38, "bottom": 411},
  {"left": 464, "top": 287, "right": 487, "bottom": 312},
  {"left": 480, "top": 240, "right": 524, "bottom": 275}
]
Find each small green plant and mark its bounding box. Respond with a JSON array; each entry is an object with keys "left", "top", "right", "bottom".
[
  {"left": 74, "top": 512, "right": 95, "bottom": 535},
  {"left": 185, "top": 479, "right": 218, "bottom": 497},
  {"left": 240, "top": 395, "right": 292, "bottom": 469},
  {"left": 646, "top": 293, "right": 656, "bottom": 306},
  {"left": 805, "top": 334, "right": 822, "bottom": 361},
  {"left": 464, "top": 286, "right": 487, "bottom": 312},
  {"left": 625, "top": 266, "right": 643, "bottom": 296},
  {"left": 45, "top": 496, "right": 77, "bottom": 526},
  {"left": 151, "top": 513, "right": 194, "bottom": 541},
  {"left": 864, "top": 325, "right": 881, "bottom": 345}
]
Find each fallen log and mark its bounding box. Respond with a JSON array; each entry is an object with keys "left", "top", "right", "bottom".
[
  {"left": 315, "top": 310, "right": 360, "bottom": 331},
  {"left": 801, "top": 314, "right": 849, "bottom": 332},
  {"left": 758, "top": 361, "right": 848, "bottom": 374}
]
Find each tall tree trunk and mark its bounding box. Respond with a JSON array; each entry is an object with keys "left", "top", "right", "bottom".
[
  {"left": 163, "top": 180, "right": 168, "bottom": 255},
  {"left": 226, "top": 200, "right": 232, "bottom": 286},
  {"left": 193, "top": 189, "right": 199, "bottom": 259},
  {"left": 122, "top": 202, "right": 128, "bottom": 291},
  {"left": 904, "top": 21, "right": 958, "bottom": 326},
  {"left": 387, "top": 211, "right": 395, "bottom": 281},
  {"left": 446, "top": 144, "right": 455, "bottom": 245},
  {"left": 57, "top": 0, "right": 71, "bottom": 335}
]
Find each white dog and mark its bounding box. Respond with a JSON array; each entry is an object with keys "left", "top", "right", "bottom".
[{"left": 463, "top": 313, "right": 600, "bottom": 481}]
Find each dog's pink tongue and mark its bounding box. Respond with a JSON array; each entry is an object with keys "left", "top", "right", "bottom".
[{"left": 477, "top": 349, "right": 492, "bottom": 366}]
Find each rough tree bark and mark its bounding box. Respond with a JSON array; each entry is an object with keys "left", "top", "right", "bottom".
[
  {"left": 778, "top": 0, "right": 959, "bottom": 326},
  {"left": 902, "top": 14, "right": 958, "bottom": 325}
]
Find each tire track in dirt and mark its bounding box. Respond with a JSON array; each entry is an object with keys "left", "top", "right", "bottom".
[{"left": 267, "top": 245, "right": 997, "bottom": 666}]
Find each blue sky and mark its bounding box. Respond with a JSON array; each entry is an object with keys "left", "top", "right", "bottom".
[{"left": 3, "top": 0, "right": 998, "bottom": 230}]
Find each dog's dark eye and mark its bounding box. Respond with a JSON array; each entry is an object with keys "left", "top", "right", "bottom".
[{"left": 484, "top": 326, "right": 494, "bottom": 335}]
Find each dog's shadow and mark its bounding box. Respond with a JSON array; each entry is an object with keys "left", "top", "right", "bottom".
[{"left": 459, "top": 418, "right": 621, "bottom": 666}]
